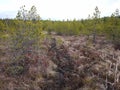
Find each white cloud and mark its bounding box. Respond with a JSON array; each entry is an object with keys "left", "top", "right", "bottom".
[{"left": 0, "top": 0, "right": 120, "bottom": 20}]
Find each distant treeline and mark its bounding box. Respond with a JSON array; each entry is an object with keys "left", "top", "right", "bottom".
[
  {"left": 0, "top": 15, "right": 120, "bottom": 40},
  {"left": 0, "top": 6, "right": 120, "bottom": 45}
]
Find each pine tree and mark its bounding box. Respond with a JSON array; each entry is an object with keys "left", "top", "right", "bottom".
[{"left": 92, "top": 6, "right": 100, "bottom": 44}]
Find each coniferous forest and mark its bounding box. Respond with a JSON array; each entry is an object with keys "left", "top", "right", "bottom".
[{"left": 0, "top": 5, "right": 120, "bottom": 90}]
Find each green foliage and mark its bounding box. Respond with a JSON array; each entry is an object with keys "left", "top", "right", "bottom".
[
  {"left": 9, "top": 20, "right": 42, "bottom": 68},
  {"left": 42, "top": 20, "right": 83, "bottom": 35},
  {"left": 0, "top": 20, "right": 6, "bottom": 31},
  {"left": 6, "top": 65, "right": 24, "bottom": 76},
  {"left": 104, "top": 9, "right": 120, "bottom": 46}
]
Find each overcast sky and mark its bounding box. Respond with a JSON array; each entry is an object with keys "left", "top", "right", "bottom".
[{"left": 0, "top": 0, "right": 120, "bottom": 20}]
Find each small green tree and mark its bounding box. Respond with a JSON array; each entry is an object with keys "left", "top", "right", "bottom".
[
  {"left": 16, "top": 5, "right": 27, "bottom": 20},
  {"left": 106, "top": 9, "right": 120, "bottom": 48},
  {"left": 92, "top": 6, "right": 101, "bottom": 43},
  {"left": 83, "top": 15, "right": 93, "bottom": 39},
  {"left": 8, "top": 5, "right": 42, "bottom": 76},
  {"left": 28, "top": 6, "right": 40, "bottom": 21},
  {"left": 16, "top": 5, "right": 40, "bottom": 21}
]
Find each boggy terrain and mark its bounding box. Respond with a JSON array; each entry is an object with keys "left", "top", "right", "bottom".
[{"left": 0, "top": 35, "right": 120, "bottom": 90}]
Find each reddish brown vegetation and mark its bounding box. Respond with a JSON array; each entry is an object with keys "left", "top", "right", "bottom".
[{"left": 0, "top": 35, "right": 120, "bottom": 90}]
